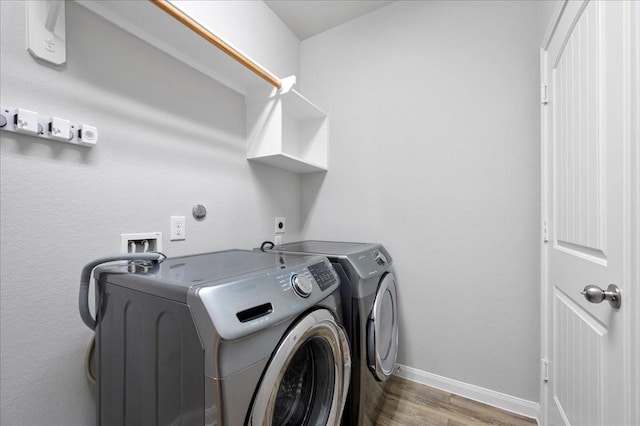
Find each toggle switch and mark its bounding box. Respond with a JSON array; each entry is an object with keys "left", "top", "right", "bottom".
[
  {"left": 78, "top": 124, "right": 98, "bottom": 146},
  {"left": 15, "top": 108, "right": 39, "bottom": 135},
  {"left": 49, "top": 117, "right": 70, "bottom": 141}
]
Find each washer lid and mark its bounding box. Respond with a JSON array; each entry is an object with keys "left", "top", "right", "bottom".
[
  {"left": 155, "top": 249, "right": 316, "bottom": 285},
  {"left": 275, "top": 240, "right": 393, "bottom": 280},
  {"left": 276, "top": 240, "right": 375, "bottom": 256},
  {"left": 96, "top": 249, "right": 324, "bottom": 300}
]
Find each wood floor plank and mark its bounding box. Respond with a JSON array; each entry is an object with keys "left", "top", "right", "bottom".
[{"left": 374, "top": 376, "right": 537, "bottom": 426}]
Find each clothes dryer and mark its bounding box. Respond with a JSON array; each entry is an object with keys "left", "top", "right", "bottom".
[
  {"left": 88, "top": 249, "right": 351, "bottom": 425},
  {"left": 272, "top": 241, "right": 399, "bottom": 426}
]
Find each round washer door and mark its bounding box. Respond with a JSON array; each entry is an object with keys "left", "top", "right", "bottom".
[
  {"left": 367, "top": 272, "right": 399, "bottom": 381},
  {"left": 248, "top": 309, "right": 351, "bottom": 426}
]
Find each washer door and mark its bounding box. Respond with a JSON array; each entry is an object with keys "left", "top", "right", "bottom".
[
  {"left": 248, "top": 309, "right": 351, "bottom": 426},
  {"left": 367, "top": 272, "right": 399, "bottom": 381}
]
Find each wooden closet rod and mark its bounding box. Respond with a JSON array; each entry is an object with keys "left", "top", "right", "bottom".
[{"left": 150, "top": 0, "right": 282, "bottom": 89}]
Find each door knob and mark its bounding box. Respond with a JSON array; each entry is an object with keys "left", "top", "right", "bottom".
[{"left": 581, "top": 284, "right": 621, "bottom": 309}]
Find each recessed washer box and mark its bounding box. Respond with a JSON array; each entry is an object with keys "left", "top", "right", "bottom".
[{"left": 121, "top": 232, "right": 162, "bottom": 253}]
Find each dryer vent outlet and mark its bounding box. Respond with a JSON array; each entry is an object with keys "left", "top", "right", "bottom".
[{"left": 121, "top": 232, "right": 162, "bottom": 253}]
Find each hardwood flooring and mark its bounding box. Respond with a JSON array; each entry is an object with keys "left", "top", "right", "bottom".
[{"left": 374, "top": 376, "right": 537, "bottom": 426}]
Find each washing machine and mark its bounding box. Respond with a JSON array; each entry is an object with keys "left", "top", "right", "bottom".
[
  {"left": 272, "top": 241, "right": 399, "bottom": 426},
  {"left": 90, "top": 249, "right": 351, "bottom": 425}
]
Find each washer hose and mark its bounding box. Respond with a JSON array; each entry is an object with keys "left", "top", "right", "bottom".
[{"left": 79, "top": 253, "right": 165, "bottom": 330}]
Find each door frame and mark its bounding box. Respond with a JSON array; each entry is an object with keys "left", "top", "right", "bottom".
[{"left": 539, "top": 1, "right": 639, "bottom": 424}]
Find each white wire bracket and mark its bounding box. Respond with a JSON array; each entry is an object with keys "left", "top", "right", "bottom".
[{"left": 27, "top": 0, "right": 67, "bottom": 65}]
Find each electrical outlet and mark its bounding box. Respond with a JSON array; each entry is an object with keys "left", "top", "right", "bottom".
[
  {"left": 121, "top": 232, "right": 162, "bottom": 253},
  {"left": 275, "top": 217, "right": 286, "bottom": 234},
  {"left": 170, "top": 216, "right": 186, "bottom": 240}
]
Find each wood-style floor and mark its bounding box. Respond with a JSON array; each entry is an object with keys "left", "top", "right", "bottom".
[{"left": 375, "top": 376, "right": 537, "bottom": 426}]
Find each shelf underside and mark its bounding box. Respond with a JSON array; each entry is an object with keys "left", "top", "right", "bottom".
[{"left": 247, "top": 153, "right": 327, "bottom": 174}]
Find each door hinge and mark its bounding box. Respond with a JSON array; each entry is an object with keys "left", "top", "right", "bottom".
[
  {"left": 542, "top": 359, "right": 549, "bottom": 382},
  {"left": 543, "top": 220, "right": 549, "bottom": 243},
  {"left": 540, "top": 84, "right": 549, "bottom": 104}
]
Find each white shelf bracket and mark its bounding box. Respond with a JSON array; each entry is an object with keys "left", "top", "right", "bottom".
[{"left": 27, "top": 0, "right": 67, "bottom": 65}]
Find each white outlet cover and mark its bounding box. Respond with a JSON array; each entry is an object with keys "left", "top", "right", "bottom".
[
  {"left": 275, "top": 217, "right": 286, "bottom": 234},
  {"left": 170, "top": 216, "right": 186, "bottom": 240}
]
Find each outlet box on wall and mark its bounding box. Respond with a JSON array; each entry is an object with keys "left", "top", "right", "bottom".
[{"left": 275, "top": 217, "right": 286, "bottom": 233}]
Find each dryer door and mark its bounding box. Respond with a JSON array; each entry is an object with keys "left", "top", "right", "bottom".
[
  {"left": 367, "top": 272, "right": 399, "bottom": 381},
  {"left": 248, "top": 309, "right": 351, "bottom": 426}
]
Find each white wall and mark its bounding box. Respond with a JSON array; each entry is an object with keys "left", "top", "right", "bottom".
[
  {"left": 0, "top": 1, "right": 300, "bottom": 425},
  {"left": 170, "top": 0, "right": 300, "bottom": 81},
  {"left": 300, "top": 0, "right": 551, "bottom": 403}
]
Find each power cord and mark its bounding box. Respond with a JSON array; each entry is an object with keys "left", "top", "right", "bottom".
[{"left": 260, "top": 241, "right": 275, "bottom": 252}]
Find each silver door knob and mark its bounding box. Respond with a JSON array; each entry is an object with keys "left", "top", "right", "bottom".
[{"left": 581, "top": 284, "right": 621, "bottom": 309}]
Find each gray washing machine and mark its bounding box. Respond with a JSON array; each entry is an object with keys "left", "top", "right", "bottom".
[
  {"left": 272, "top": 241, "right": 399, "bottom": 426},
  {"left": 92, "top": 249, "right": 351, "bottom": 425}
]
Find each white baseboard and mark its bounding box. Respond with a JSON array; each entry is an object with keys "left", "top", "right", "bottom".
[{"left": 394, "top": 364, "right": 541, "bottom": 424}]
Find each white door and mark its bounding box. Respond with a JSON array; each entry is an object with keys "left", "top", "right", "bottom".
[{"left": 541, "top": 1, "right": 637, "bottom": 425}]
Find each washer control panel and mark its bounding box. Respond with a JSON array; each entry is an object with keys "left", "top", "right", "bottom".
[
  {"left": 191, "top": 254, "right": 341, "bottom": 340},
  {"left": 290, "top": 273, "right": 313, "bottom": 297},
  {"left": 308, "top": 261, "right": 338, "bottom": 291}
]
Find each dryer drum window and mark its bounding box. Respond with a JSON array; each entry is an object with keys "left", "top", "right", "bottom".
[
  {"left": 273, "top": 337, "right": 334, "bottom": 424},
  {"left": 368, "top": 272, "right": 399, "bottom": 381},
  {"left": 377, "top": 289, "right": 395, "bottom": 359},
  {"left": 249, "top": 309, "right": 351, "bottom": 426}
]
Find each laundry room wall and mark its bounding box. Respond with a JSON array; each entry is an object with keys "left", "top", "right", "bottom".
[
  {"left": 167, "top": 0, "right": 299, "bottom": 82},
  {"left": 0, "top": 1, "right": 299, "bottom": 425},
  {"left": 300, "top": 0, "right": 556, "bottom": 408}
]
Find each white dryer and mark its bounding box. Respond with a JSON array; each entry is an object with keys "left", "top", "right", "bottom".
[
  {"left": 272, "top": 241, "right": 399, "bottom": 426},
  {"left": 89, "top": 249, "right": 351, "bottom": 425}
]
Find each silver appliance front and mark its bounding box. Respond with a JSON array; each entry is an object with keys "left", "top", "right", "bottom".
[
  {"left": 248, "top": 309, "right": 351, "bottom": 426},
  {"left": 270, "top": 240, "right": 399, "bottom": 426}
]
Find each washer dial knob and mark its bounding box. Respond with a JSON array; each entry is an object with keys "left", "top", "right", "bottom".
[
  {"left": 373, "top": 250, "right": 387, "bottom": 265},
  {"left": 291, "top": 274, "right": 313, "bottom": 298}
]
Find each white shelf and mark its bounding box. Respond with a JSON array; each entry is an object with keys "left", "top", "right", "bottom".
[
  {"left": 246, "top": 77, "right": 329, "bottom": 174},
  {"left": 77, "top": 2, "right": 330, "bottom": 174},
  {"left": 247, "top": 153, "right": 327, "bottom": 174}
]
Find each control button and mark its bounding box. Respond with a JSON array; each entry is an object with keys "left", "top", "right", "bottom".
[
  {"left": 373, "top": 250, "right": 387, "bottom": 265},
  {"left": 308, "top": 262, "right": 336, "bottom": 291},
  {"left": 291, "top": 274, "right": 312, "bottom": 298}
]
